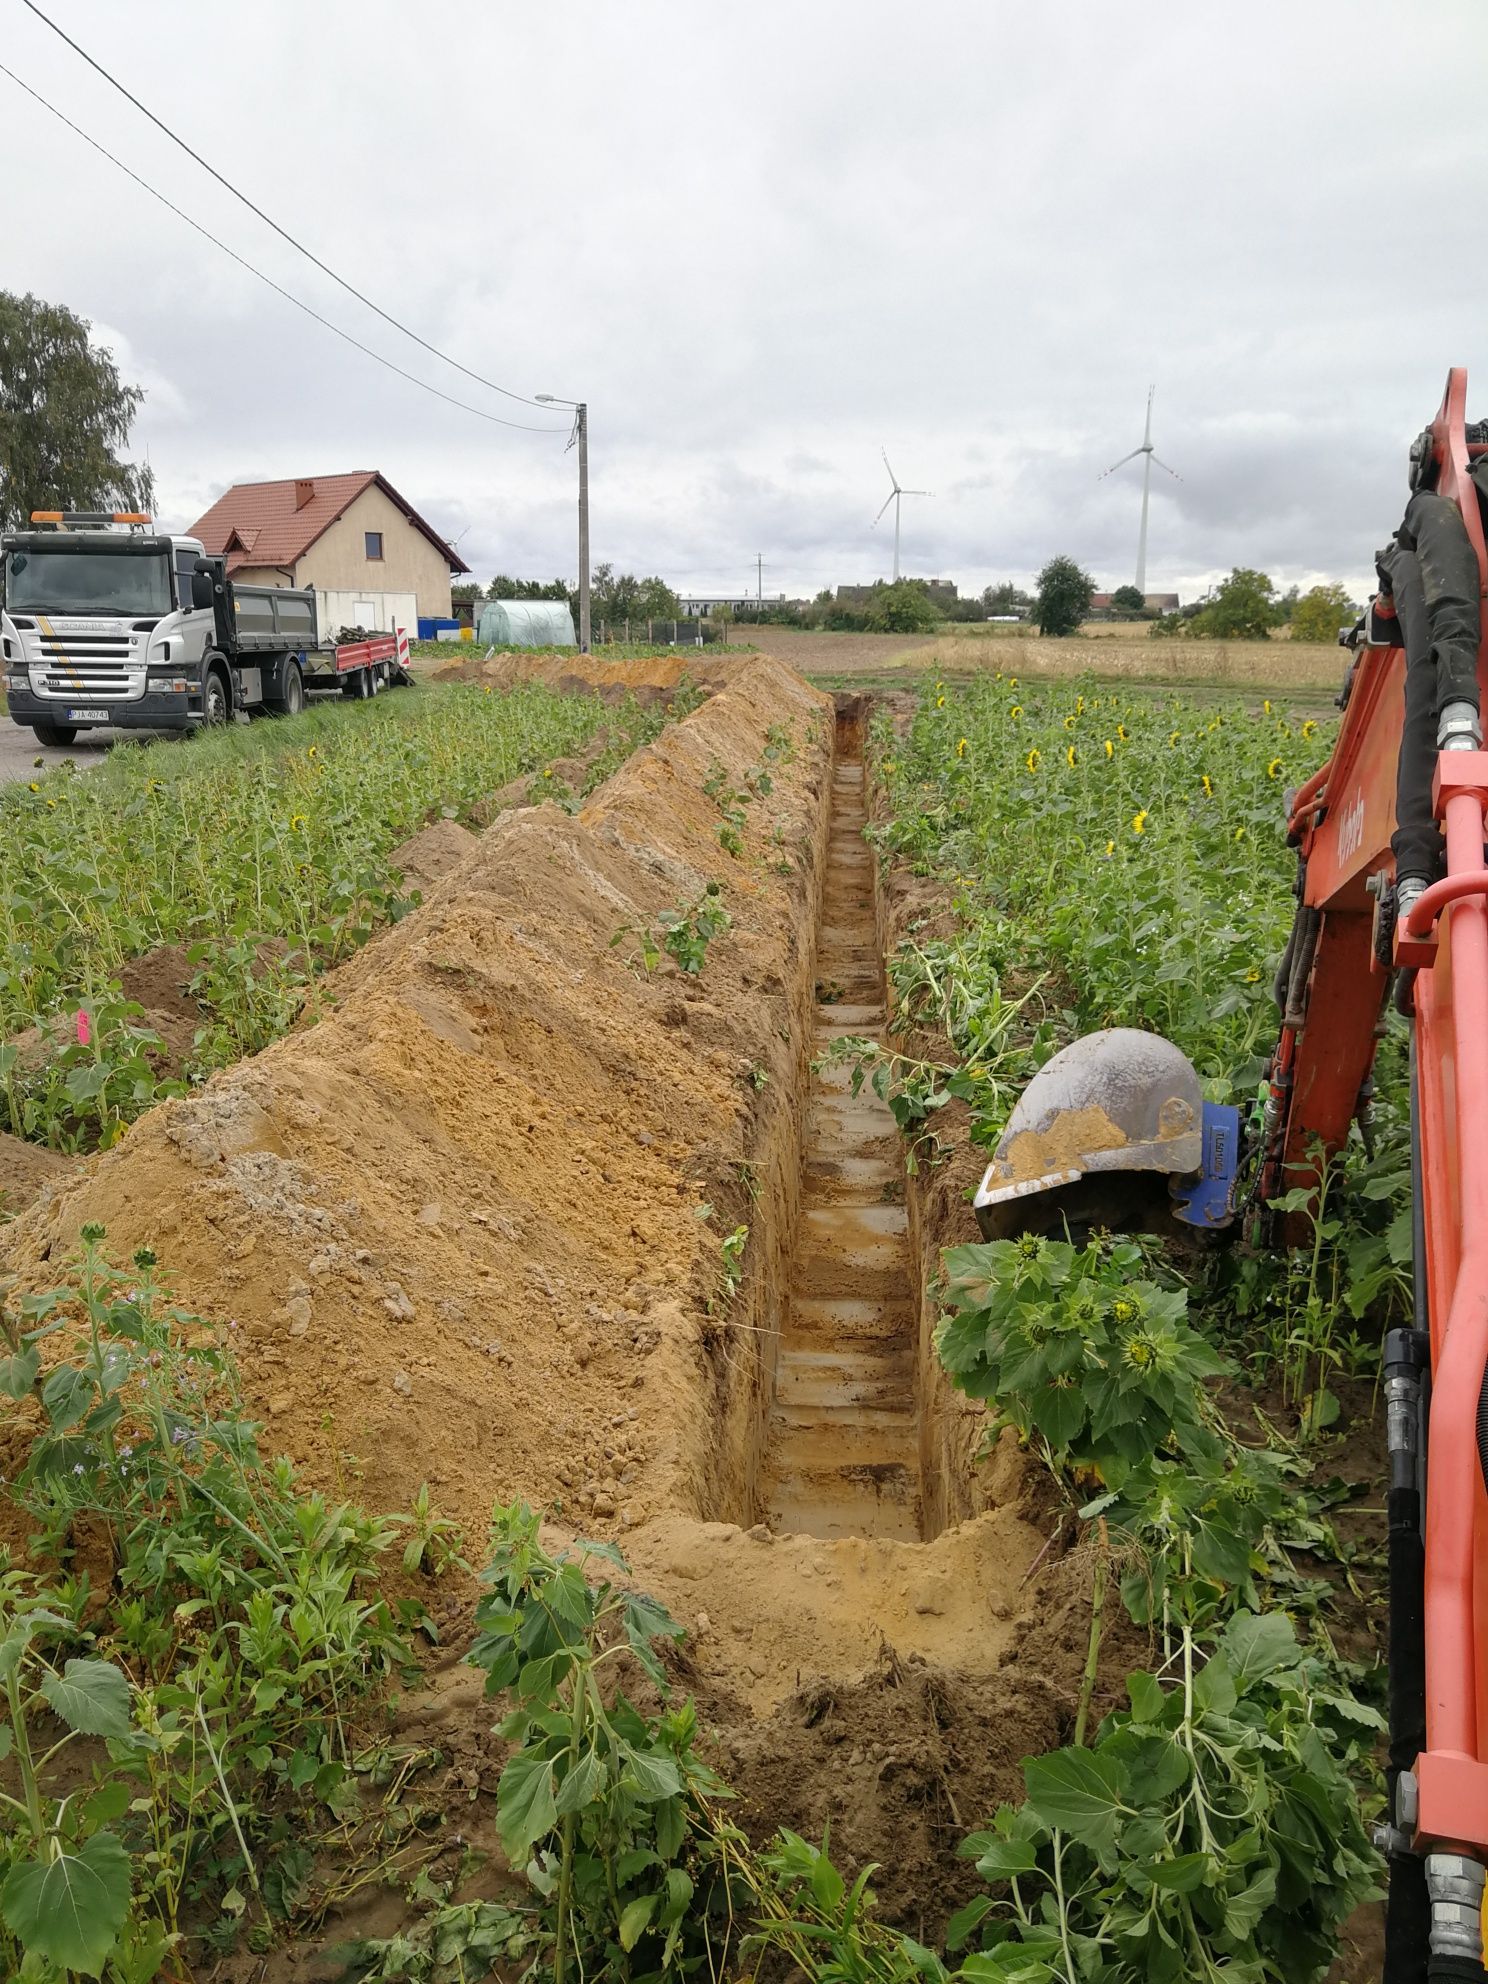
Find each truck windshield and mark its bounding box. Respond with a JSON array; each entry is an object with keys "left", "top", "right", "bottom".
[{"left": 5, "top": 548, "right": 173, "bottom": 617}]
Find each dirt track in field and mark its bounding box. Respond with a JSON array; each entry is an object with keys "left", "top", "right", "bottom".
[{"left": 2, "top": 651, "right": 1111, "bottom": 1943}]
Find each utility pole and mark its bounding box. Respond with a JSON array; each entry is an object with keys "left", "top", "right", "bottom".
[
  {"left": 756, "top": 552, "right": 764, "bottom": 610},
  {"left": 577, "top": 402, "right": 590, "bottom": 652},
  {"left": 536, "top": 392, "right": 590, "bottom": 652}
]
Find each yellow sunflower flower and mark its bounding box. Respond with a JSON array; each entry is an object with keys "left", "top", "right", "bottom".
[
  {"left": 1026, "top": 748, "right": 1041, "bottom": 774},
  {"left": 1117, "top": 724, "right": 1128, "bottom": 741},
  {"left": 956, "top": 738, "right": 968, "bottom": 759},
  {"left": 1267, "top": 757, "right": 1283, "bottom": 779},
  {"left": 1263, "top": 699, "right": 1273, "bottom": 715},
  {"left": 1132, "top": 809, "right": 1148, "bottom": 835},
  {"left": 1201, "top": 774, "right": 1213, "bottom": 798},
  {"left": 1105, "top": 739, "right": 1114, "bottom": 759},
  {"left": 1010, "top": 704, "right": 1023, "bottom": 721},
  {"left": 1169, "top": 730, "right": 1180, "bottom": 747},
  {"left": 1104, "top": 838, "right": 1115, "bottom": 856},
  {"left": 1064, "top": 714, "right": 1077, "bottom": 731},
  {"left": 1302, "top": 718, "right": 1317, "bottom": 739},
  {"left": 1066, "top": 745, "right": 1077, "bottom": 768}
]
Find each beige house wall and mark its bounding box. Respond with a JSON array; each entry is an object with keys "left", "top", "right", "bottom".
[{"left": 231, "top": 486, "right": 454, "bottom": 617}]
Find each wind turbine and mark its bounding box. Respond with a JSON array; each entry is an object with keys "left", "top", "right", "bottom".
[
  {"left": 1099, "top": 386, "right": 1181, "bottom": 596},
  {"left": 873, "top": 450, "right": 930, "bottom": 582}
]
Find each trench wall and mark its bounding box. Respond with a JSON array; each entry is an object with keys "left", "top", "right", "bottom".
[{"left": 1, "top": 660, "right": 835, "bottom": 1545}]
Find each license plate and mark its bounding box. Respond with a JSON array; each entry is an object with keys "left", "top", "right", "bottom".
[{"left": 66, "top": 708, "right": 110, "bottom": 723}]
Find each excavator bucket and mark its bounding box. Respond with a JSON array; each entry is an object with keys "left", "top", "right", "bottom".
[{"left": 973, "top": 1028, "right": 1238, "bottom": 1238}]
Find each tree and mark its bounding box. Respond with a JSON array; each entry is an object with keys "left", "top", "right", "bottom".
[
  {"left": 1111, "top": 584, "right": 1146, "bottom": 613},
  {"left": 1291, "top": 582, "right": 1356, "bottom": 645},
  {"left": 983, "top": 581, "right": 1031, "bottom": 616},
  {"left": 863, "top": 579, "right": 940, "bottom": 634},
  {"left": 1033, "top": 556, "right": 1095, "bottom": 638},
  {"left": 1191, "top": 567, "right": 1276, "bottom": 640},
  {"left": 0, "top": 292, "right": 155, "bottom": 528},
  {"left": 451, "top": 580, "right": 482, "bottom": 604},
  {"left": 632, "top": 575, "right": 681, "bottom": 622}
]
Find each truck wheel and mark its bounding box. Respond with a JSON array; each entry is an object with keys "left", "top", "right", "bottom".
[
  {"left": 203, "top": 666, "right": 231, "bottom": 727},
  {"left": 270, "top": 660, "right": 305, "bottom": 717},
  {"left": 32, "top": 721, "right": 77, "bottom": 747}
]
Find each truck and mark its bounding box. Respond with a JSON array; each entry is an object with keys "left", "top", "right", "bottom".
[{"left": 0, "top": 511, "right": 412, "bottom": 746}]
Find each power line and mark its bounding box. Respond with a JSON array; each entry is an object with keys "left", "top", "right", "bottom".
[
  {"left": 21, "top": 0, "right": 552, "bottom": 414},
  {"left": 0, "top": 61, "right": 566, "bottom": 436}
]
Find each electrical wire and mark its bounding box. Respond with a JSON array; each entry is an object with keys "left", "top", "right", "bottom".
[
  {"left": 0, "top": 60, "right": 566, "bottom": 435},
  {"left": 21, "top": 0, "right": 552, "bottom": 413}
]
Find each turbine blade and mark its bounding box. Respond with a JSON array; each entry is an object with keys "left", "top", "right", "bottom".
[
  {"left": 873, "top": 492, "right": 896, "bottom": 524},
  {"left": 901, "top": 487, "right": 931, "bottom": 497},
  {"left": 1099, "top": 448, "right": 1143, "bottom": 479},
  {"left": 1150, "top": 454, "right": 1182, "bottom": 481},
  {"left": 882, "top": 448, "right": 899, "bottom": 490}
]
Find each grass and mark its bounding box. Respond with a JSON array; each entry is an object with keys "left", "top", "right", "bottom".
[{"left": 0, "top": 678, "right": 677, "bottom": 1149}]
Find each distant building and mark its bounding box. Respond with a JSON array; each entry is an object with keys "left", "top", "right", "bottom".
[
  {"left": 681, "top": 592, "right": 790, "bottom": 619},
  {"left": 189, "top": 471, "right": 469, "bottom": 621},
  {"left": 835, "top": 578, "right": 958, "bottom": 606},
  {"left": 1089, "top": 591, "right": 1181, "bottom": 616}
]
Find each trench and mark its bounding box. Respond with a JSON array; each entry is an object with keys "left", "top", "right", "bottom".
[{"left": 758, "top": 707, "right": 926, "bottom": 1540}]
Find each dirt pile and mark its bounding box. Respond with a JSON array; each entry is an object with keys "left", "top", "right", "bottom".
[
  {"left": 4, "top": 659, "right": 827, "bottom": 1543},
  {"left": 3, "top": 655, "right": 1106, "bottom": 1941}
]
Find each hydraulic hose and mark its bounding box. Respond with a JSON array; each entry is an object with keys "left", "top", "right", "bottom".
[
  {"left": 1384, "top": 1042, "right": 1431, "bottom": 1984},
  {"left": 1380, "top": 489, "right": 1482, "bottom": 892}
]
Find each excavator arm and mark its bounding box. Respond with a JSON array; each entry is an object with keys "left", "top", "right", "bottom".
[{"left": 1262, "top": 368, "right": 1488, "bottom": 1981}]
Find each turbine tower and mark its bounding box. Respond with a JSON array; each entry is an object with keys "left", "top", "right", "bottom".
[
  {"left": 1099, "top": 386, "right": 1181, "bottom": 596},
  {"left": 873, "top": 450, "right": 930, "bottom": 582}
]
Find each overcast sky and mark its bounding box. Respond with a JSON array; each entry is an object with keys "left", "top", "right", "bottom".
[{"left": 9, "top": 0, "right": 1488, "bottom": 602}]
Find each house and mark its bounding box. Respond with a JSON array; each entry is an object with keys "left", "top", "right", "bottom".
[
  {"left": 188, "top": 472, "right": 470, "bottom": 623},
  {"left": 835, "top": 578, "right": 957, "bottom": 606},
  {"left": 681, "top": 592, "right": 790, "bottom": 619},
  {"left": 1089, "top": 591, "right": 1181, "bottom": 615}
]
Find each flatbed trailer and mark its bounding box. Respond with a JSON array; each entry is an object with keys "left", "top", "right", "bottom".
[{"left": 1, "top": 512, "right": 412, "bottom": 744}]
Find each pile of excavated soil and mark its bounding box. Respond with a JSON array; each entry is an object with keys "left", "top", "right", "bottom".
[{"left": 4, "top": 656, "right": 1106, "bottom": 1943}]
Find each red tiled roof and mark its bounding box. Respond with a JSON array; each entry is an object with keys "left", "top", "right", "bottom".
[{"left": 187, "top": 471, "right": 470, "bottom": 576}]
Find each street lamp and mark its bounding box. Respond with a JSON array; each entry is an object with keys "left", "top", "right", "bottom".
[{"left": 536, "top": 394, "right": 589, "bottom": 652}]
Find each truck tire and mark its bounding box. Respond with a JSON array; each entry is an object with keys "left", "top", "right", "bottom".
[
  {"left": 268, "top": 659, "right": 305, "bottom": 717},
  {"left": 32, "top": 721, "right": 77, "bottom": 747},
  {"left": 203, "top": 665, "right": 232, "bottom": 727}
]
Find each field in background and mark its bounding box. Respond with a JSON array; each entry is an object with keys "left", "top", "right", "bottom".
[{"left": 743, "top": 624, "right": 1346, "bottom": 692}]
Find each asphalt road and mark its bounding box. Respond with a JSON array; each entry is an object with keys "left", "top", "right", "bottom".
[{"left": 0, "top": 717, "right": 159, "bottom": 785}]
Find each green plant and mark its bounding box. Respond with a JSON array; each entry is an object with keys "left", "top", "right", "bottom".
[
  {"left": 715, "top": 1225, "right": 748, "bottom": 1309},
  {"left": 0, "top": 994, "right": 186, "bottom": 1152},
  {"left": 0, "top": 1577, "right": 167, "bottom": 1979},
  {"left": 611, "top": 883, "right": 732, "bottom": 979},
  {"left": 952, "top": 1610, "right": 1380, "bottom": 1982},
  {"left": 396, "top": 1483, "right": 470, "bottom": 1581},
  {"left": 938, "top": 1236, "right": 1228, "bottom": 1488},
  {"left": 0, "top": 1231, "right": 411, "bottom": 1971},
  {"left": 465, "top": 1505, "right": 737, "bottom": 1984}
]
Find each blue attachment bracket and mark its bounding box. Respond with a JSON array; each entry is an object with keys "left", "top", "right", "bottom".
[{"left": 1171, "top": 1101, "right": 1241, "bottom": 1229}]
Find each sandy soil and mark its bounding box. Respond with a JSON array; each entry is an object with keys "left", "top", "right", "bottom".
[{"left": 2, "top": 652, "right": 1106, "bottom": 1948}]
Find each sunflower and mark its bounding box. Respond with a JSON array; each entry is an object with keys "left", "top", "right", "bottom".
[
  {"left": 1117, "top": 724, "right": 1128, "bottom": 741},
  {"left": 1263, "top": 699, "right": 1273, "bottom": 716},
  {"left": 1010, "top": 705, "right": 1023, "bottom": 721},
  {"left": 1131, "top": 808, "right": 1148, "bottom": 835},
  {"left": 1066, "top": 745, "right": 1077, "bottom": 768},
  {"left": 1104, "top": 838, "right": 1115, "bottom": 856},
  {"left": 1026, "top": 748, "right": 1041, "bottom": 774},
  {"left": 1169, "top": 730, "right": 1180, "bottom": 748},
  {"left": 1267, "top": 757, "right": 1283, "bottom": 779},
  {"left": 1201, "top": 774, "right": 1213, "bottom": 798},
  {"left": 956, "top": 738, "right": 968, "bottom": 759},
  {"left": 1302, "top": 718, "right": 1317, "bottom": 739},
  {"left": 1105, "top": 739, "right": 1114, "bottom": 759}
]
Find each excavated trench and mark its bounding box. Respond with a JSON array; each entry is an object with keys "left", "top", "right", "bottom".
[{"left": 760, "top": 716, "right": 924, "bottom": 1540}]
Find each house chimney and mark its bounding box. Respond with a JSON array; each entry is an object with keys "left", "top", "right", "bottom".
[{"left": 294, "top": 478, "right": 315, "bottom": 510}]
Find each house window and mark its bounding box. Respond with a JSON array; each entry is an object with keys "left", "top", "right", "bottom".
[{"left": 364, "top": 531, "right": 383, "bottom": 561}]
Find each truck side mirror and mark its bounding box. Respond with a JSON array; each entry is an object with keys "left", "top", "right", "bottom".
[{"left": 191, "top": 569, "right": 215, "bottom": 611}]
